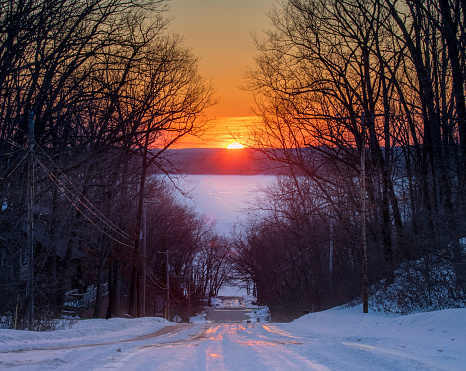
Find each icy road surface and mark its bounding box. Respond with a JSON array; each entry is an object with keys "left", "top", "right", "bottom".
[{"left": 2, "top": 310, "right": 465, "bottom": 371}]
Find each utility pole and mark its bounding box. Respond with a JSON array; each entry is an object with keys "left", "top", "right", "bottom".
[
  {"left": 360, "top": 112, "right": 368, "bottom": 313},
  {"left": 141, "top": 198, "right": 160, "bottom": 318},
  {"left": 166, "top": 251, "right": 170, "bottom": 321},
  {"left": 27, "top": 111, "right": 35, "bottom": 330},
  {"left": 175, "top": 267, "right": 192, "bottom": 322},
  {"left": 329, "top": 209, "right": 334, "bottom": 278},
  {"left": 141, "top": 199, "right": 147, "bottom": 317},
  {"left": 188, "top": 270, "right": 191, "bottom": 322},
  {"left": 158, "top": 250, "right": 170, "bottom": 321}
]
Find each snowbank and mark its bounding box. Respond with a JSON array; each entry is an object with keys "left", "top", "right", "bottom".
[
  {"left": 286, "top": 306, "right": 466, "bottom": 353},
  {"left": 0, "top": 317, "right": 169, "bottom": 352}
]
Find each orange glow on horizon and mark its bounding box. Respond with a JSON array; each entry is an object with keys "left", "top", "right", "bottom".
[{"left": 174, "top": 116, "right": 259, "bottom": 149}]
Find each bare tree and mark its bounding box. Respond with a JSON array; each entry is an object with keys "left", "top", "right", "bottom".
[
  {"left": 241, "top": 0, "right": 465, "bottom": 314},
  {"left": 0, "top": 0, "right": 215, "bottom": 326}
]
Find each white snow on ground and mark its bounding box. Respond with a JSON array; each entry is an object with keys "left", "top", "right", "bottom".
[
  {"left": 0, "top": 307, "right": 465, "bottom": 370},
  {"left": 288, "top": 306, "right": 466, "bottom": 364},
  {"left": 244, "top": 306, "right": 271, "bottom": 323},
  {"left": 0, "top": 317, "right": 169, "bottom": 352}
]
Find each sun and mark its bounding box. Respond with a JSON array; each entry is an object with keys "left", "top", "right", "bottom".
[{"left": 227, "top": 142, "right": 244, "bottom": 149}]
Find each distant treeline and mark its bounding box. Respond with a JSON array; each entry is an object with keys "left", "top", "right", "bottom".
[{"left": 151, "top": 148, "right": 284, "bottom": 175}]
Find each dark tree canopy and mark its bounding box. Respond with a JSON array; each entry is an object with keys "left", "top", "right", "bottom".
[
  {"left": 0, "top": 0, "right": 217, "bottom": 328},
  {"left": 236, "top": 0, "right": 466, "bottom": 316}
]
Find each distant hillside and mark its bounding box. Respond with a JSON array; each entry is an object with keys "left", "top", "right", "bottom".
[{"left": 152, "top": 148, "right": 282, "bottom": 175}]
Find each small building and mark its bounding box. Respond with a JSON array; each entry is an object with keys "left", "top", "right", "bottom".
[{"left": 216, "top": 296, "right": 244, "bottom": 308}]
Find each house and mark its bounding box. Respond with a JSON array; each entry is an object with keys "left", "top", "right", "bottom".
[{"left": 216, "top": 296, "right": 244, "bottom": 308}]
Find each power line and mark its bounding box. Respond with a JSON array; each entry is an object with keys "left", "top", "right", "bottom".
[
  {"left": 3, "top": 138, "right": 135, "bottom": 247},
  {"left": 0, "top": 151, "right": 28, "bottom": 180},
  {"left": 35, "top": 143, "right": 133, "bottom": 241},
  {"left": 36, "top": 158, "right": 134, "bottom": 248},
  {"left": 146, "top": 266, "right": 168, "bottom": 290}
]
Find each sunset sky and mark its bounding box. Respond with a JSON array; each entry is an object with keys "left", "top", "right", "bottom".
[{"left": 168, "top": 0, "right": 276, "bottom": 148}]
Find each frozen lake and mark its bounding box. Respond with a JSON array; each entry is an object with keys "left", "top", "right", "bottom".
[{"left": 165, "top": 175, "right": 276, "bottom": 235}]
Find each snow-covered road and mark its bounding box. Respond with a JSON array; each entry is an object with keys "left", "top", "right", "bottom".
[
  {"left": 95, "top": 323, "right": 323, "bottom": 370},
  {"left": 2, "top": 308, "right": 465, "bottom": 371}
]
